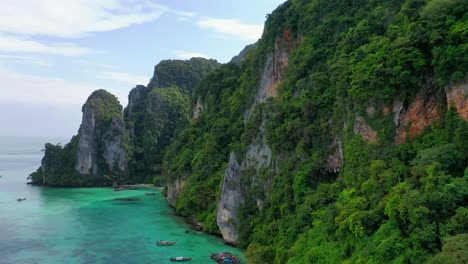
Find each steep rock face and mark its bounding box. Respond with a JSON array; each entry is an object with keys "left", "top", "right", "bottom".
[
  {"left": 395, "top": 93, "right": 441, "bottom": 144},
  {"left": 217, "top": 153, "right": 243, "bottom": 244},
  {"left": 243, "top": 118, "right": 273, "bottom": 170},
  {"left": 216, "top": 29, "right": 298, "bottom": 243},
  {"left": 75, "top": 90, "right": 128, "bottom": 176},
  {"left": 217, "top": 114, "right": 275, "bottom": 244},
  {"left": 76, "top": 104, "right": 98, "bottom": 174},
  {"left": 103, "top": 115, "right": 128, "bottom": 172},
  {"left": 167, "top": 178, "right": 186, "bottom": 207},
  {"left": 245, "top": 29, "right": 297, "bottom": 121},
  {"left": 446, "top": 81, "right": 468, "bottom": 120}
]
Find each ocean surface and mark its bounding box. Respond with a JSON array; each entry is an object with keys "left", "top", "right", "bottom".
[{"left": 0, "top": 136, "right": 244, "bottom": 264}]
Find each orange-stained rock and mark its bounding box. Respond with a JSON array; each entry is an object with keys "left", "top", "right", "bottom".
[
  {"left": 383, "top": 105, "right": 392, "bottom": 116},
  {"left": 245, "top": 28, "right": 299, "bottom": 121},
  {"left": 446, "top": 81, "right": 468, "bottom": 120},
  {"left": 395, "top": 95, "right": 440, "bottom": 144},
  {"left": 354, "top": 116, "right": 378, "bottom": 142},
  {"left": 269, "top": 28, "right": 296, "bottom": 98}
]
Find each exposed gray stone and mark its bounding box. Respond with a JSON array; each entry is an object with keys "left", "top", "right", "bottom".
[
  {"left": 103, "top": 115, "right": 128, "bottom": 172},
  {"left": 167, "top": 178, "right": 186, "bottom": 207},
  {"left": 217, "top": 152, "right": 243, "bottom": 245},
  {"left": 192, "top": 97, "right": 204, "bottom": 119},
  {"left": 75, "top": 103, "right": 98, "bottom": 175}
]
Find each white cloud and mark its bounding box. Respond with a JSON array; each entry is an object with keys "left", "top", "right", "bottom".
[
  {"left": 197, "top": 18, "right": 263, "bottom": 41},
  {"left": 97, "top": 71, "right": 148, "bottom": 85},
  {"left": 77, "top": 60, "right": 116, "bottom": 69},
  {"left": 0, "top": 0, "right": 185, "bottom": 38},
  {"left": 174, "top": 50, "right": 209, "bottom": 59},
  {"left": 174, "top": 10, "right": 196, "bottom": 21},
  {"left": 0, "top": 67, "right": 100, "bottom": 106},
  {"left": 0, "top": 54, "right": 50, "bottom": 66},
  {"left": 0, "top": 34, "right": 92, "bottom": 56}
]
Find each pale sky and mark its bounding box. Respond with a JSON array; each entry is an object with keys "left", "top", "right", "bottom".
[{"left": 0, "top": 0, "right": 285, "bottom": 137}]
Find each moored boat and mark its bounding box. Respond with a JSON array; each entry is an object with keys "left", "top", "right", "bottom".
[
  {"left": 157, "top": 240, "right": 176, "bottom": 246},
  {"left": 145, "top": 192, "right": 156, "bottom": 195},
  {"left": 170, "top": 256, "right": 192, "bottom": 262},
  {"left": 210, "top": 252, "right": 240, "bottom": 263},
  {"left": 17, "top": 197, "right": 27, "bottom": 202}
]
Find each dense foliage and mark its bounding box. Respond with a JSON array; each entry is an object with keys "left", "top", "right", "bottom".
[
  {"left": 126, "top": 87, "right": 189, "bottom": 183},
  {"left": 125, "top": 58, "right": 221, "bottom": 184},
  {"left": 30, "top": 0, "right": 467, "bottom": 262},
  {"left": 147, "top": 58, "right": 221, "bottom": 92},
  {"left": 161, "top": 0, "right": 468, "bottom": 263}
]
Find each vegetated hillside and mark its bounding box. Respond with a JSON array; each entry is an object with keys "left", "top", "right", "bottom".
[
  {"left": 147, "top": 57, "right": 221, "bottom": 91},
  {"left": 162, "top": 0, "right": 467, "bottom": 263},
  {"left": 125, "top": 58, "right": 220, "bottom": 183}
]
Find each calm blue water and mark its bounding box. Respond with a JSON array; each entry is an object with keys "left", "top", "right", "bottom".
[{"left": 0, "top": 137, "right": 244, "bottom": 264}]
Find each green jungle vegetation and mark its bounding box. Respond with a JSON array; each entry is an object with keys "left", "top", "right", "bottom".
[
  {"left": 30, "top": 0, "right": 467, "bottom": 262},
  {"left": 147, "top": 57, "right": 221, "bottom": 91},
  {"left": 126, "top": 86, "right": 190, "bottom": 183},
  {"left": 161, "top": 0, "right": 467, "bottom": 263},
  {"left": 125, "top": 58, "right": 220, "bottom": 183}
]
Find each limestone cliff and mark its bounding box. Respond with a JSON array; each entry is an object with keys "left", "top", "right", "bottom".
[
  {"left": 75, "top": 90, "right": 128, "bottom": 176},
  {"left": 217, "top": 29, "right": 298, "bottom": 244},
  {"left": 217, "top": 153, "right": 243, "bottom": 244}
]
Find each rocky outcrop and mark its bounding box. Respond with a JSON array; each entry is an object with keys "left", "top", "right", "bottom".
[
  {"left": 75, "top": 90, "right": 129, "bottom": 175},
  {"left": 395, "top": 93, "right": 441, "bottom": 144},
  {"left": 354, "top": 115, "right": 378, "bottom": 142},
  {"left": 217, "top": 153, "right": 243, "bottom": 244},
  {"left": 446, "top": 81, "right": 468, "bottom": 120}
]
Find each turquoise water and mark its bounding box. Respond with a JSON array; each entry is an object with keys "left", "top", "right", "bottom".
[{"left": 0, "top": 137, "right": 244, "bottom": 264}]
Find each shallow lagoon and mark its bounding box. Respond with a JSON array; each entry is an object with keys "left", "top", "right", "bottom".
[{"left": 0, "top": 137, "right": 244, "bottom": 264}]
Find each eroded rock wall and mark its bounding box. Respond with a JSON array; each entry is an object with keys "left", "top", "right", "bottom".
[
  {"left": 76, "top": 103, "right": 98, "bottom": 175},
  {"left": 446, "top": 81, "right": 468, "bottom": 120},
  {"left": 217, "top": 153, "right": 243, "bottom": 244}
]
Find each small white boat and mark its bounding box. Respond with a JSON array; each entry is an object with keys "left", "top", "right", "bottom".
[{"left": 17, "top": 197, "right": 27, "bottom": 202}]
